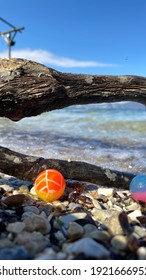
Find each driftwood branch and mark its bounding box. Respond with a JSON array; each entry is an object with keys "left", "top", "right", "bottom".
[
  {"left": 0, "top": 146, "right": 135, "bottom": 190},
  {"left": 0, "top": 58, "right": 146, "bottom": 121}
]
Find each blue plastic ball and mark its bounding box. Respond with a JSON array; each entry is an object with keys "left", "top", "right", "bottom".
[{"left": 130, "top": 174, "right": 146, "bottom": 202}]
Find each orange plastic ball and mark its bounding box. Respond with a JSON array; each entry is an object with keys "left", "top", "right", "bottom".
[{"left": 34, "top": 169, "right": 66, "bottom": 202}]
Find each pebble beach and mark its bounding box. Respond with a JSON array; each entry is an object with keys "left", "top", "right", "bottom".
[{"left": 0, "top": 171, "right": 146, "bottom": 260}]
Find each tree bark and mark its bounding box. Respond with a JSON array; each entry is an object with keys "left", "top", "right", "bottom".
[
  {"left": 0, "top": 146, "right": 135, "bottom": 190},
  {"left": 0, "top": 58, "right": 146, "bottom": 121}
]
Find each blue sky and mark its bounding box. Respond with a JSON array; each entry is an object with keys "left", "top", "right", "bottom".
[{"left": 0, "top": 0, "right": 146, "bottom": 76}]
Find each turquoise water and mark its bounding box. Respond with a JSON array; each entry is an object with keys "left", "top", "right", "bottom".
[{"left": 1, "top": 102, "right": 146, "bottom": 174}]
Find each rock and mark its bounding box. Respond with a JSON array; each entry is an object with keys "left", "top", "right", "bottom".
[
  {"left": 128, "top": 233, "right": 140, "bottom": 251},
  {"left": 21, "top": 212, "right": 36, "bottom": 220},
  {"left": 98, "top": 188, "right": 114, "bottom": 197},
  {"left": 30, "top": 186, "right": 37, "bottom": 196},
  {"left": 15, "top": 231, "right": 49, "bottom": 257},
  {"left": 111, "top": 235, "right": 128, "bottom": 251},
  {"left": 52, "top": 201, "right": 67, "bottom": 212},
  {"left": 116, "top": 190, "right": 130, "bottom": 199},
  {"left": 13, "top": 190, "right": 21, "bottom": 195},
  {"left": 6, "top": 222, "right": 25, "bottom": 234},
  {"left": 128, "top": 209, "right": 142, "bottom": 221},
  {"left": 59, "top": 212, "right": 87, "bottom": 225},
  {"left": 104, "top": 212, "right": 125, "bottom": 235},
  {"left": 23, "top": 205, "right": 40, "bottom": 215},
  {"left": 56, "top": 252, "right": 66, "bottom": 260},
  {"left": 133, "top": 225, "right": 146, "bottom": 238},
  {"left": 0, "top": 239, "right": 14, "bottom": 249},
  {"left": 23, "top": 214, "right": 51, "bottom": 234},
  {"left": 0, "top": 209, "right": 18, "bottom": 224},
  {"left": 107, "top": 199, "right": 113, "bottom": 208},
  {"left": 92, "top": 199, "right": 102, "bottom": 209},
  {"left": 83, "top": 223, "right": 98, "bottom": 234},
  {"left": 63, "top": 237, "right": 110, "bottom": 259},
  {"left": 3, "top": 194, "right": 33, "bottom": 207},
  {"left": 53, "top": 218, "right": 64, "bottom": 230},
  {"left": 91, "top": 209, "right": 117, "bottom": 223},
  {"left": 0, "top": 246, "right": 29, "bottom": 260},
  {"left": 19, "top": 185, "right": 29, "bottom": 193},
  {"left": 54, "top": 230, "right": 66, "bottom": 242},
  {"left": 39, "top": 211, "right": 47, "bottom": 219},
  {"left": 67, "top": 222, "right": 84, "bottom": 241},
  {"left": 83, "top": 224, "right": 110, "bottom": 241},
  {"left": 68, "top": 202, "right": 83, "bottom": 211},
  {"left": 0, "top": 184, "right": 14, "bottom": 192},
  {"left": 137, "top": 247, "right": 146, "bottom": 260},
  {"left": 125, "top": 202, "right": 140, "bottom": 211},
  {"left": 34, "top": 248, "right": 57, "bottom": 260}
]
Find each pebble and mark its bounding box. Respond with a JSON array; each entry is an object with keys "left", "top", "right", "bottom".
[
  {"left": 137, "top": 247, "right": 146, "bottom": 260},
  {"left": 23, "top": 214, "right": 51, "bottom": 234},
  {"left": 35, "top": 248, "right": 57, "bottom": 260},
  {"left": 67, "top": 222, "right": 84, "bottom": 241},
  {"left": 68, "top": 202, "right": 83, "bottom": 211},
  {"left": 0, "top": 184, "right": 14, "bottom": 192},
  {"left": 111, "top": 235, "right": 128, "bottom": 251},
  {"left": 83, "top": 224, "right": 110, "bottom": 241},
  {"left": 15, "top": 231, "right": 49, "bottom": 257},
  {"left": 3, "top": 194, "right": 33, "bottom": 207},
  {"left": 30, "top": 186, "right": 37, "bottom": 196},
  {"left": 0, "top": 246, "right": 29, "bottom": 260},
  {"left": 91, "top": 209, "right": 118, "bottom": 223},
  {"left": 125, "top": 202, "right": 140, "bottom": 211},
  {"left": 59, "top": 212, "right": 87, "bottom": 224},
  {"left": 128, "top": 209, "right": 142, "bottom": 221},
  {"left": 21, "top": 211, "right": 37, "bottom": 220},
  {"left": 54, "top": 230, "right": 66, "bottom": 242},
  {"left": 83, "top": 223, "right": 98, "bottom": 234},
  {"left": 98, "top": 188, "right": 114, "bottom": 197},
  {"left": 133, "top": 225, "right": 146, "bottom": 238},
  {"left": 6, "top": 222, "right": 25, "bottom": 234},
  {"left": 63, "top": 237, "right": 110, "bottom": 259},
  {"left": 0, "top": 239, "right": 15, "bottom": 249},
  {"left": 19, "top": 185, "right": 29, "bottom": 193},
  {"left": 23, "top": 205, "right": 40, "bottom": 215},
  {"left": 52, "top": 201, "right": 67, "bottom": 212},
  {"left": 116, "top": 190, "right": 129, "bottom": 199},
  {"left": 13, "top": 190, "right": 21, "bottom": 195},
  {"left": 107, "top": 199, "right": 113, "bottom": 208},
  {"left": 92, "top": 199, "right": 102, "bottom": 209},
  {"left": 39, "top": 211, "right": 48, "bottom": 219},
  {"left": 104, "top": 212, "right": 125, "bottom": 235},
  {"left": 53, "top": 218, "right": 64, "bottom": 230},
  {"left": 56, "top": 252, "right": 66, "bottom": 260}
]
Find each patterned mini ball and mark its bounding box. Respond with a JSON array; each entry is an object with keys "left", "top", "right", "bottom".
[
  {"left": 130, "top": 174, "right": 146, "bottom": 203},
  {"left": 34, "top": 169, "right": 66, "bottom": 202}
]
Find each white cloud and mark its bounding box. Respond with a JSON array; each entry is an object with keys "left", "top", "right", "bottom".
[{"left": 0, "top": 48, "right": 117, "bottom": 68}]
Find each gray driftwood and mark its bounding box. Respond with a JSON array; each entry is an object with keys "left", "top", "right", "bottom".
[
  {"left": 0, "top": 146, "right": 135, "bottom": 189},
  {"left": 0, "top": 58, "right": 146, "bottom": 121},
  {"left": 0, "top": 58, "right": 144, "bottom": 187}
]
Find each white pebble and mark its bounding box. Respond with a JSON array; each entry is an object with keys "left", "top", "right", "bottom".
[
  {"left": 137, "top": 247, "right": 146, "bottom": 260},
  {"left": 98, "top": 188, "right": 114, "bottom": 197},
  {"left": 128, "top": 209, "right": 142, "bottom": 220}
]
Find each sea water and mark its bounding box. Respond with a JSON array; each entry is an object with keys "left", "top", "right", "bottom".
[{"left": 0, "top": 101, "right": 146, "bottom": 174}]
